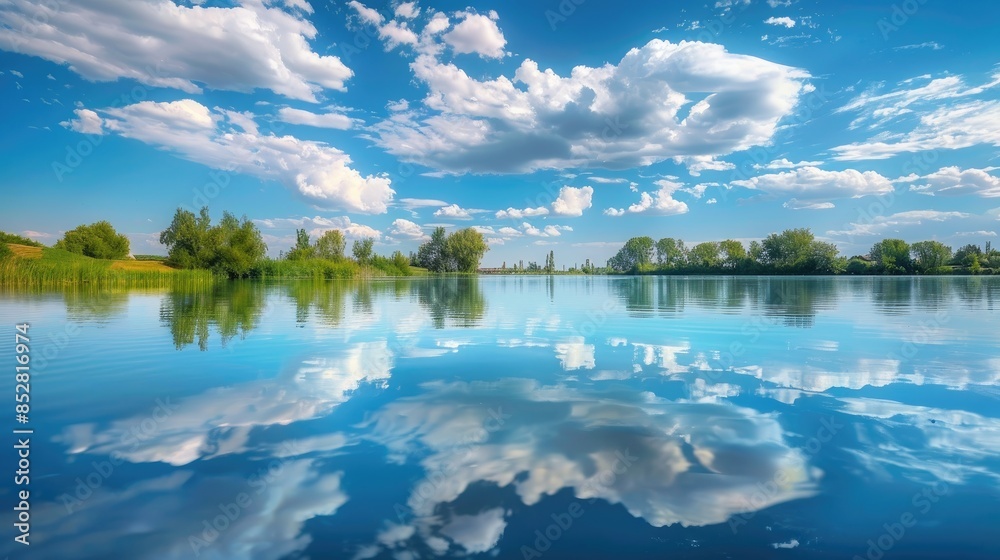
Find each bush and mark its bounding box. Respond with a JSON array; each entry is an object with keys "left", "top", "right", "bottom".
[
  {"left": 0, "top": 231, "right": 44, "bottom": 247},
  {"left": 845, "top": 258, "right": 872, "bottom": 275},
  {"left": 55, "top": 221, "right": 130, "bottom": 259},
  {"left": 0, "top": 243, "right": 12, "bottom": 261}
]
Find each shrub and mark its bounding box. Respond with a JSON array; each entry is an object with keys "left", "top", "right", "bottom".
[
  {"left": 55, "top": 221, "right": 130, "bottom": 259},
  {"left": 0, "top": 231, "right": 44, "bottom": 247}
]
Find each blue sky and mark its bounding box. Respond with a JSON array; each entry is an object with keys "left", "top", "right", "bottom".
[{"left": 1, "top": 0, "right": 998, "bottom": 267}]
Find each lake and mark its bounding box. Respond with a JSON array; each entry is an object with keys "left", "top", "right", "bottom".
[{"left": 1, "top": 276, "right": 998, "bottom": 559}]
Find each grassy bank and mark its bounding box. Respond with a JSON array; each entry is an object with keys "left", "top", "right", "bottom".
[
  {"left": 0, "top": 244, "right": 215, "bottom": 288},
  {"left": 1, "top": 243, "right": 421, "bottom": 287}
]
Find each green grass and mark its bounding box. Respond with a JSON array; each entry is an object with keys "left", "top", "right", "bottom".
[
  {"left": 250, "top": 258, "right": 362, "bottom": 279},
  {"left": 132, "top": 254, "right": 168, "bottom": 262},
  {"left": 1, "top": 244, "right": 215, "bottom": 288},
  {"left": 2, "top": 242, "right": 421, "bottom": 287}
]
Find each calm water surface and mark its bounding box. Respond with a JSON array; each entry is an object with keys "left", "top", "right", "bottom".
[{"left": 1, "top": 276, "right": 998, "bottom": 559}]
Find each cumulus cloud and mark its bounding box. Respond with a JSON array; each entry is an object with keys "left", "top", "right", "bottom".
[
  {"left": 390, "top": 218, "right": 429, "bottom": 240},
  {"left": 731, "top": 167, "right": 893, "bottom": 201},
  {"left": 522, "top": 222, "right": 572, "bottom": 237},
  {"left": 394, "top": 1, "right": 420, "bottom": 19},
  {"left": 551, "top": 186, "right": 594, "bottom": 216},
  {"left": 609, "top": 179, "right": 689, "bottom": 216},
  {"left": 676, "top": 155, "right": 735, "bottom": 176},
  {"left": 0, "top": 0, "right": 352, "bottom": 102},
  {"left": 442, "top": 11, "right": 506, "bottom": 58},
  {"left": 900, "top": 166, "right": 1000, "bottom": 197},
  {"left": 278, "top": 107, "right": 354, "bottom": 129},
  {"left": 764, "top": 16, "right": 796, "bottom": 28},
  {"left": 61, "top": 108, "right": 103, "bottom": 134},
  {"left": 495, "top": 206, "right": 549, "bottom": 219},
  {"left": 347, "top": 0, "right": 383, "bottom": 25},
  {"left": 65, "top": 99, "right": 393, "bottom": 213},
  {"left": 372, "top": 39, "right": 809, "bottom": 174},
  {"left": 433, "top": 204, "right": 479, "bottom": 219}
]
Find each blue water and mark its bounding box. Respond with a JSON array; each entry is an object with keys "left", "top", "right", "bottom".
[{"left": 1, "top": 276, "right": 998, "bottom": 559}]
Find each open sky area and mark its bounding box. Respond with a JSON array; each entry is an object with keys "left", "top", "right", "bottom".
[{"left": 1, "top": 0, "right": 998, "bottom": 267}]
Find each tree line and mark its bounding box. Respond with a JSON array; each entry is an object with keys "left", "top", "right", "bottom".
[
  {"left": 7, "top": 208, "right": 491, "bottom": 279},
  {"left": 604, "top": 229, "right": 1000, "bottom": 275}
]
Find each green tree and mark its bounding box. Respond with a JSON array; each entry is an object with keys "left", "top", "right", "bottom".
[
  {"left": 846, "top": 257, "right": 873, "bottom": 275},
  {"left": 910, "top": 241, "right": 952, "bottom": 273},
  {"left": 655, "top": 238, "right": 685, "bottom": 268},
  {"left": 352, "top": 237, "right": 374, "bottom": 264},
  {"left": 719, "top": 239, "right": 746, "bottom": 270},
  {"left": 160, "top": 207, "right": 265, "bottom": 277},
  {"left": 56, "top": 220, "right": 130, "bottom": 259},
  {"left": 748, "top": 240, "right": 764, "bottom": 264},
  {"left": 444, "top": 228, "right": 489, "bottom": 273},
  {"left": 969, "top": 254, "right": 983, "bottom": 274},
  {"left": 212, "top": 212, "right": 267, "bottom": 278},
  {"left": 160, "top": 207, "right": 214, "bottom": 268},
  {"left": 286, "top": 228, "right": 315, "bottom": 260},
  {"left": 391, "top": 250, "right": 410, "bottom": 272},
  {"left": 761, "top": 228, "right": 815, "bottom": 272},
  {"left": 953, "top": 243, "right": 983, "bottom": 267},
  {"left": 870, "top": 238, "right": 912, "bottom": 274},
  {"left": 687, "top": 242, "right": 721, "bottom": 269},
  {"left": 808, "top": 241, "right": 846, "bottom": 274},
  {"left": 314, "top": 229, "right": 346, "bottom": 260},
  {"left": 416, "top": 227, "right": 448, "bottom": 271},
  {"left": 608, "top": 236, "right": 655, "bottom": 272}
]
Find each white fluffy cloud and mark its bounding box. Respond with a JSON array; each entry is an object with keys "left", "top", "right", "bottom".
[
  {"left": 65, "top": 99, "right": 393, "bottom": 213},
  {"left": 607, "top": 179, "right": 689, "bottom": 216},
  {"left": 495, "top": 206, "right": 549, "bottom": 219},
  {"left": 433, "top": 204, "right": 474, "bottom": 219},
  {"left": 373, "top": 38, "right": 809, "bottom": 173},
  {"left": 61, "top": 108, "right": 103, "bottom": 134},
  {"left": 347, "top": 0, "right": 383, "bottom": 25},
  {"left": 731, "top": 167, "right": 893, "bottom": 201},
  {"left": 390, "top": 218, "right": 429, "bottom": 240},
  {"left": 394, "top": 1, "right": 420, "bottom": 19},
  {"left": 764, "top": 16, "right": 796, "bottom": 28},
  {"left": 900, "top": 166, "right": 1000, "bottom": 198},
  {"left": 521, "top": 222, "right": 572, "bottom": 237},
  {"left": 0, "top": 0, "right": 351, "bottom": 102},
  {"left": 551, "top": 186, "right": 594, "bottom": 217},
  {"left": 442, "top": 11, "right": 506, "bottom": 58},
  {"left": 278, "top": 107, "right": 354, "bottom": 129}
]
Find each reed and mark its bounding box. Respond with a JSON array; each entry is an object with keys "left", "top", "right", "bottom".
[{"left": 0, "top": 252, "right": 216, "bottom": 288}]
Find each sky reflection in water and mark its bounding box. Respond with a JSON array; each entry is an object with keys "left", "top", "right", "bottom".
[{"left": 1, "top": 276, "right": 998, "bottom": 559}]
